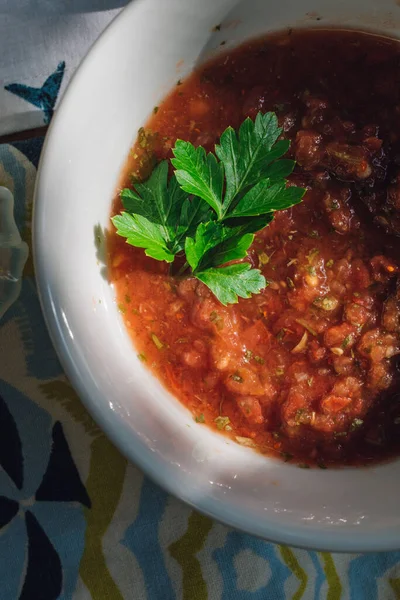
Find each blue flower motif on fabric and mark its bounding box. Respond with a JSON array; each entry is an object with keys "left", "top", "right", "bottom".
[
  {"left": 5, "top": 62, "right": 66, "bottom": 124},
  {"left": 213, "top": 531, "right": 291, "bottom": 599},
  {"left": 0, "top": 379, "right": 90, "bottom": 600}
]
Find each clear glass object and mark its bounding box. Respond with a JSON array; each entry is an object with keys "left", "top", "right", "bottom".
[{"left": 0, "top": 186, "right": 29, "bottom": 320}]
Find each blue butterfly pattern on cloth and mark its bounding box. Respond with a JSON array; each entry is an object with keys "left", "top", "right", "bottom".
[{"left": 5, "top": 62, "right": 66, "bottom": 124}]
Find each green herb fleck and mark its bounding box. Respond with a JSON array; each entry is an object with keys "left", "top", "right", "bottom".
[
  {"left": 276, "top": 329, "right": 286, "bottom": 341},
  {"left": 153, "top": 106, "right": 159, "bottom": 114},
  {"left": 258, "top": 251, "right": 273, "bottom": 266},
  {"left": 244, "top": 349, "right": 253, "bottom": 362},
  {"left": 350, "top": 418, "right": 363, "bottom": 431},
  {"left": 209, "top": 311, "right": 224, "bottom": 329},
  {"left": 215, "top": 415, "right": 231, "bottom": 430},
  {"left": 254, "top": 355, "right": 265, "bottom": 365},
  {"left": 297, "top": 463, "right": 310, "bottom": 469},
  {"left": 287, "top": 277, "right": 295, "bottom": 289},
  {"left": 326, "top": 259, "right": 334, "bottom": 268},
  {"left": 307, "top": 248, "right": 319, "bottom": 262},
  {"left": 281, "top": 451, "right": 293, "bottom": 462},
  {"left": 195, "top": 413, "right": 205, "bottom": 423},
  {"left": 151, "top": 333, "right": 164, "bottom": 349},
  {"left": 342, "top": 335, "right": 352, "bottom": 349},
  {"left": 137, "top": 352, "right": 147, "bottom": 362},
  {"left": 231, "top": 372, "right": 243, "bottom": 383},
  {"left": 331, "top": 199, "right": 340, "bottom": 210},
  {"left": 320, "top": 296, "right": 338, "bottom": 311},
  {"left": 295, "top": 409, "right": 310, "bottom": 425}
]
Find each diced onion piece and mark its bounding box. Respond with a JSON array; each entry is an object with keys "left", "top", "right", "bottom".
[
  {"left": 235, "top": 436, "right": 257, "bottom": 448},
  {"left": 292, "top": 331, "right": 308, "bottom": 354},
  {"left": 331, "top": 347, "right": 344, "bottom": 356},
  {"left": 295, "top": 318, "right": 317, "bottom": 336}
]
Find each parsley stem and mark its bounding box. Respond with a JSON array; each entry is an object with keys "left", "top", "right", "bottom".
[{"left": 177, "top": 261, "right": 190, "bottom": 276}]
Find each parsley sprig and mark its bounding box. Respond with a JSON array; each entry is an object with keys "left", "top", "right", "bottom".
[{"left": 112, "top": 112, "right": 305, "bottom": 305}]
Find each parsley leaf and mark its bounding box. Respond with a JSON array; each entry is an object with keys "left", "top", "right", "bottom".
[
  {"left": 112, "top": 112, "right": 305, "bottom": 305},
  {"left": 185, "top": 222, "right": 223, "bottom": 271},
  {"left": 175, "top": 196, "right": 212, "bottom": 251},
  {"left": 171, "top": 143, "right": 224, "bottom": 218},
  {"left": 195, "top": 263, "right": 266, "bottom": 305},
  {"left": 117, "top": 161, "right": 210, "bottom": 256},
  {"left": 263, "top": 158, "right": 296, "bottom": 182},
  {"left": 229, "top": 181, "right": 304, "bottom": 218},
  {"left": 214, "top": 112, "right": 289, "bottom": 212},
  {"left": 121, "top": 161, "right": 184, "bottom": 245},
  {"left": 112, "top": 212, "right": 175, "bottom": 262},
  {"left": 178, "top": 196, "right": 212, "bottom": 237},
  {"left": 185, "top": 221, "right": 256, "bottom": 271},
  {"left": 172, "top": 112, "right": 303, "bottom": 222},
  {"left": 202, "top": 230, "right": 254, "bottom": 268}
]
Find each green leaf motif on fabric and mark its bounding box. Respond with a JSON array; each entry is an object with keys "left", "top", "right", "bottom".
[
  {"left": 40, "top": 379, "right": 100, "bottom": 437},
  {"left": 320, "top": 553, "right": 342, "bottom": 600},
  {"left": 279, "top": 546, "right": 308, "bottom": 600},
  {"left": 169, "top": 511, "right": 213, "bottom": 600},
  {"left": 80, "top": 435, "right": 127, "bottom": 600}
]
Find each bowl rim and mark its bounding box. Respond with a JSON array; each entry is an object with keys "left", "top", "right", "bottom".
[{"left": 33, "top": 0, "right": 400, "bottom": 553}]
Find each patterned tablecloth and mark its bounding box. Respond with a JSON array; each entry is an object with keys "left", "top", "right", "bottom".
[
  {"left": 1, "top": 4, "right": 400, "bottom": 598},
  {"left": 1, "top": 137, "right": 400, "bottom": 600}
]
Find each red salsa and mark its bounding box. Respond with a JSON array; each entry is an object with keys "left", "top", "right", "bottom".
[{"left": 109, "top": 29, "right": 400, "bottom": 467}]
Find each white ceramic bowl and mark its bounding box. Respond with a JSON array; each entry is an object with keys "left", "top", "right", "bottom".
[{"left": 33, "top": 0, "right": 400, "bottom": 552}]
